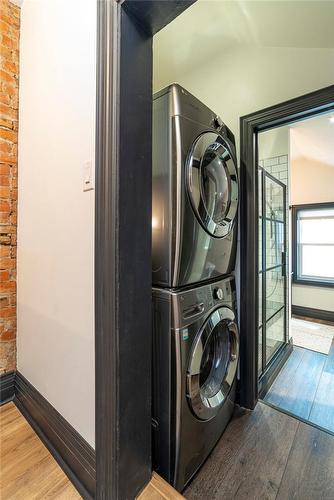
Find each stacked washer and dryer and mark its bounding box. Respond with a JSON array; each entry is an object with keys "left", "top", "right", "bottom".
[{"left": 152, "top": 84, "right": 239, "bottom": 492}]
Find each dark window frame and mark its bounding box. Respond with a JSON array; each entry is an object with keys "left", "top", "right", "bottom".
[{"left": 292, "top": 202, "right": 334, "bottom": 288}]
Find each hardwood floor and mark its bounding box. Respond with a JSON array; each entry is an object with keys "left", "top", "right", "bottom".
[
  {"left": 138, "top": 473, "right": 184, "bottom": 500},
  {"left": 264, "top": 342, "right": 334, "bottom": 433},
  {"left": 184, "top": 401, "right": 334, "bottom": 499},
  {"left": 2, "top": 398, "right": 334, "bottom": 499},
  {"left": 0, "top": 402, "right": 81, "bottom": 499},
  {"left": 0, "top": 402, "right": 182, "bottom": 500}
]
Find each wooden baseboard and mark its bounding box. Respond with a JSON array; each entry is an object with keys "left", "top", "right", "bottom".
[
  {"left": 0, "top": 371, "right": 16, "bottom": 404},
  {"left": 291, "top": 305, "right": 334, "bottom": 324},
  {"left": 14, "top": 372, "right": 96, "bottom": 499}
]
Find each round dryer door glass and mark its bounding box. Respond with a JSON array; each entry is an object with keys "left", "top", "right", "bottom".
[
  {"left": 187, "top": 307, "right": 239, "bottom": 421},
  {"left": 187, "top": 132, "right": 238, "bottom": 238}
]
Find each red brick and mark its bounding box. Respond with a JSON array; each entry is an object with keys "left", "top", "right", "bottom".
[
  {"left": 0, "top": 246, "right": 10, "bottom": 257},
  {"left": 0, "top": 257, "right": 15, "bottom": 270},
  {"left": 0, "top": 129, "right": 16, "bottom": 143},
  {"left": 0, "top": 164, "right": 10, "bottom": 176},
  {"left": 0, "top": 306, "right": 15, "bottom": 318},
  {"left": 0, "top": 280, "right": 15, "bottom": 292},
  {"left": 0, "top": 269, "right": 9, "bottom": 280},
  {"left": 0, "top": 329, "right": 15, "bottom": 341},
  {"left": 0, "top": 118, "right": 14, "bottom": 130},
  {"left": 0, "top": 200, "right": 10, "bottom": 211},
  {"left": 0, "top": 102, "right": 17, "bottom": 120},
  {"left": 0, "top": 186, "right": 10, "bottom": 198}
]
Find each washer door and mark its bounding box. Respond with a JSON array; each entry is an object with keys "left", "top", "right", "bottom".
[
  {"left": 187, "top": 307, "right": 239, "bottom": 421},
  {"left": 187, "top": 132, "right": 238, "bottom": 238}
]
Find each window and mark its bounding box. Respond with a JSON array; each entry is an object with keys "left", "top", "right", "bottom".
[{"left": 292, "top": 203, "right": 334, "bottom": 287}]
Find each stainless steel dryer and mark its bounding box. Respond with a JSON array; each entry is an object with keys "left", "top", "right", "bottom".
[
  {"left": 152, "top": 276, "right": 239, "bottom": 491},
  {"left": 152, "top": 84, "right": 238, "bottom": 288}
]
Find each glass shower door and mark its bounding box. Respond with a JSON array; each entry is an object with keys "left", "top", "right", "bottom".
[{"left": 258, "top": 168, "right": 288, "bottom": 377}]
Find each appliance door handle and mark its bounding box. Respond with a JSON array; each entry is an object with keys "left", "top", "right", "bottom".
[
  {"left": 227, "top": 320, "right": 239, "bottom": 362},
  {"left": 183, "top": 303, "right": 204, "bottom": 319}
]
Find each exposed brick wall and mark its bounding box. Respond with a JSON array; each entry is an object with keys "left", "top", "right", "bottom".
[{"left": 0, "top": 0, "right": 20, "bottom": 373}]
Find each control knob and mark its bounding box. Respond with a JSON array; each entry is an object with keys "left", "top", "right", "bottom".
[{"left": 213, "top": 287, "right": 224, "bottom": 300}]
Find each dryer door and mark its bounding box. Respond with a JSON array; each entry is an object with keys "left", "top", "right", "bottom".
[
  {"left": 187, "top": 132, "right": 238, "bottom": 238},
  {"left": 187, "top": 307, "right": 239, "bottom": 421}
]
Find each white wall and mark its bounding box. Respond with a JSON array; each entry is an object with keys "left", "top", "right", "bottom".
[
  {"left": 154, "top": 45, "right": 334, "bottom": 154},
  {"left": 290, "top": 156, "right": 334, "bottom": 205},
  {"left": 290, "top": 154, "right": 334, "bottom": 313},
  {"left": 17, "top": 0, "right": 96, "bottom": 446}
]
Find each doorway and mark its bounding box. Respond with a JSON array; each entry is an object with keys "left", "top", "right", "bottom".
[{"left": 254, "top": 111, "right": 334, "bottom": 434}]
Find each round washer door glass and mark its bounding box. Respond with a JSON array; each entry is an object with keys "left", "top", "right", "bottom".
[
  {"left": 187, "top": 132, "right": 238, "bottom": 237},
  {"left": 187, "top": 307, "right": 239, "bottom": 421}
]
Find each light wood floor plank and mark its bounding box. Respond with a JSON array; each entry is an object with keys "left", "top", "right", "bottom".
[
  {"left": 0, "top": 402, "right": 81, "bottom": 499},
  {"left": 137, "top": 472, "right": 184, "bottom": 499}
]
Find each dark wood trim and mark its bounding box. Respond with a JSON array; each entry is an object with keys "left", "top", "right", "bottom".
[
  {"left": 95, "top": 1, "right": 157, "bottom": 498},
  {"left": 14, "top": 372, "right": 95, "bottom": 500},
  {"left": 258, "top": 342, "right": 293, "bottom": 399},
  {"left": 0, "top": 370, "right": 15, "bottom": 404},
  {"left": 291, "top": 305, "right": 334, "bottom": 324},
  {"left": 95, "top": 1, "right": 197, "bottom": 498},
  {"left": 122, "top": 0, "right": 197, "bottom": 36},
  {"left": 239, "top": 84, "right": 334, "bottom": 410},
  {"left": 292, "top": 203, "right": 334, "bottom": 288}
]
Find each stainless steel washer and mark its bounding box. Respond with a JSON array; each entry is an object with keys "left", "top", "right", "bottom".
[{"left": 152, "top": 276, "right": 239, "bottom": 491}]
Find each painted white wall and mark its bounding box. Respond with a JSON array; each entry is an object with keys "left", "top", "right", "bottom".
[
  {"left": 154, "top": 45, "right": 334, "bottom": 154},
  {"left": 258, "top": 127, "right": 289, "bottom": 161},
  {"left": 290, "top": 155, "right": 334, "bottom": 205},
  {"left": 290, "top": 154, "right": 334, "bottom": 313},
  {"left": 17, "top": 0, "right": 96, "bottom": 446}
]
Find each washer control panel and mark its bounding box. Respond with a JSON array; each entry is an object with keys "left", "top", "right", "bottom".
[{"left": 172, "top": 277, "right": 235, "bottom": 328}]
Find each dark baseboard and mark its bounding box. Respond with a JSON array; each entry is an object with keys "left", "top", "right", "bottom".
[
  {"left": 14, "top": 372, "right": 96, "bottom": 499},
  {"left": 258, "top": 342, "right": 293, "bottom": 399},
  {"left": 292, "top": 305, "right": 334, "bottom": 323},
  {"left": 0, "top": 371, "right": 16, "bottom": 404}
]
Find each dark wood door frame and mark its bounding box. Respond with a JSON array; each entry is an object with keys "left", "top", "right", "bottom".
[
  {"left": 95, "top": 2, "right": 196, "bottom": 499},
  {"left": 239, "top": 85, "right": 334, "bottom": 411}
]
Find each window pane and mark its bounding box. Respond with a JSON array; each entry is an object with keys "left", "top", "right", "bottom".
[
  {"left": 266, "top": 268, "right": 284, "bottom": 320},
  {"left": 301, "top": 245, "right": 334, "bottom": 279},
  {"left": 266, "top": 220, "right": 284, "bottom": 268},
  {"left": 300, "top": 218, "right": 334, "bottom": 244},
  {"left": 265, "top": 177, "right": 284, "bottom": 222},
  {"left": 266, "top": 309, "right": 285, "bottom": 363},
  {"left": 299, "top": 208, "right": 334, "bottom": 219}
]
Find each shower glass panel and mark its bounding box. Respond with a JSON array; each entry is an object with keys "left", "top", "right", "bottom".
[{"left": 258, "top": 168, "right": 288, "bottom": 377}]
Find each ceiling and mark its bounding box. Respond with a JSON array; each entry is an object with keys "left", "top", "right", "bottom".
[
  {"left": 290, "top": 113, "right": 334, "bottom": 167},
  {"left": 154, "top": 0, "right": 334, "bottom": 71}
]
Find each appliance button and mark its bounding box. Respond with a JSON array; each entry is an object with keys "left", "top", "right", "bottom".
[{"left": 213, "top": 287, "right": 224, "bottom": 300}]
